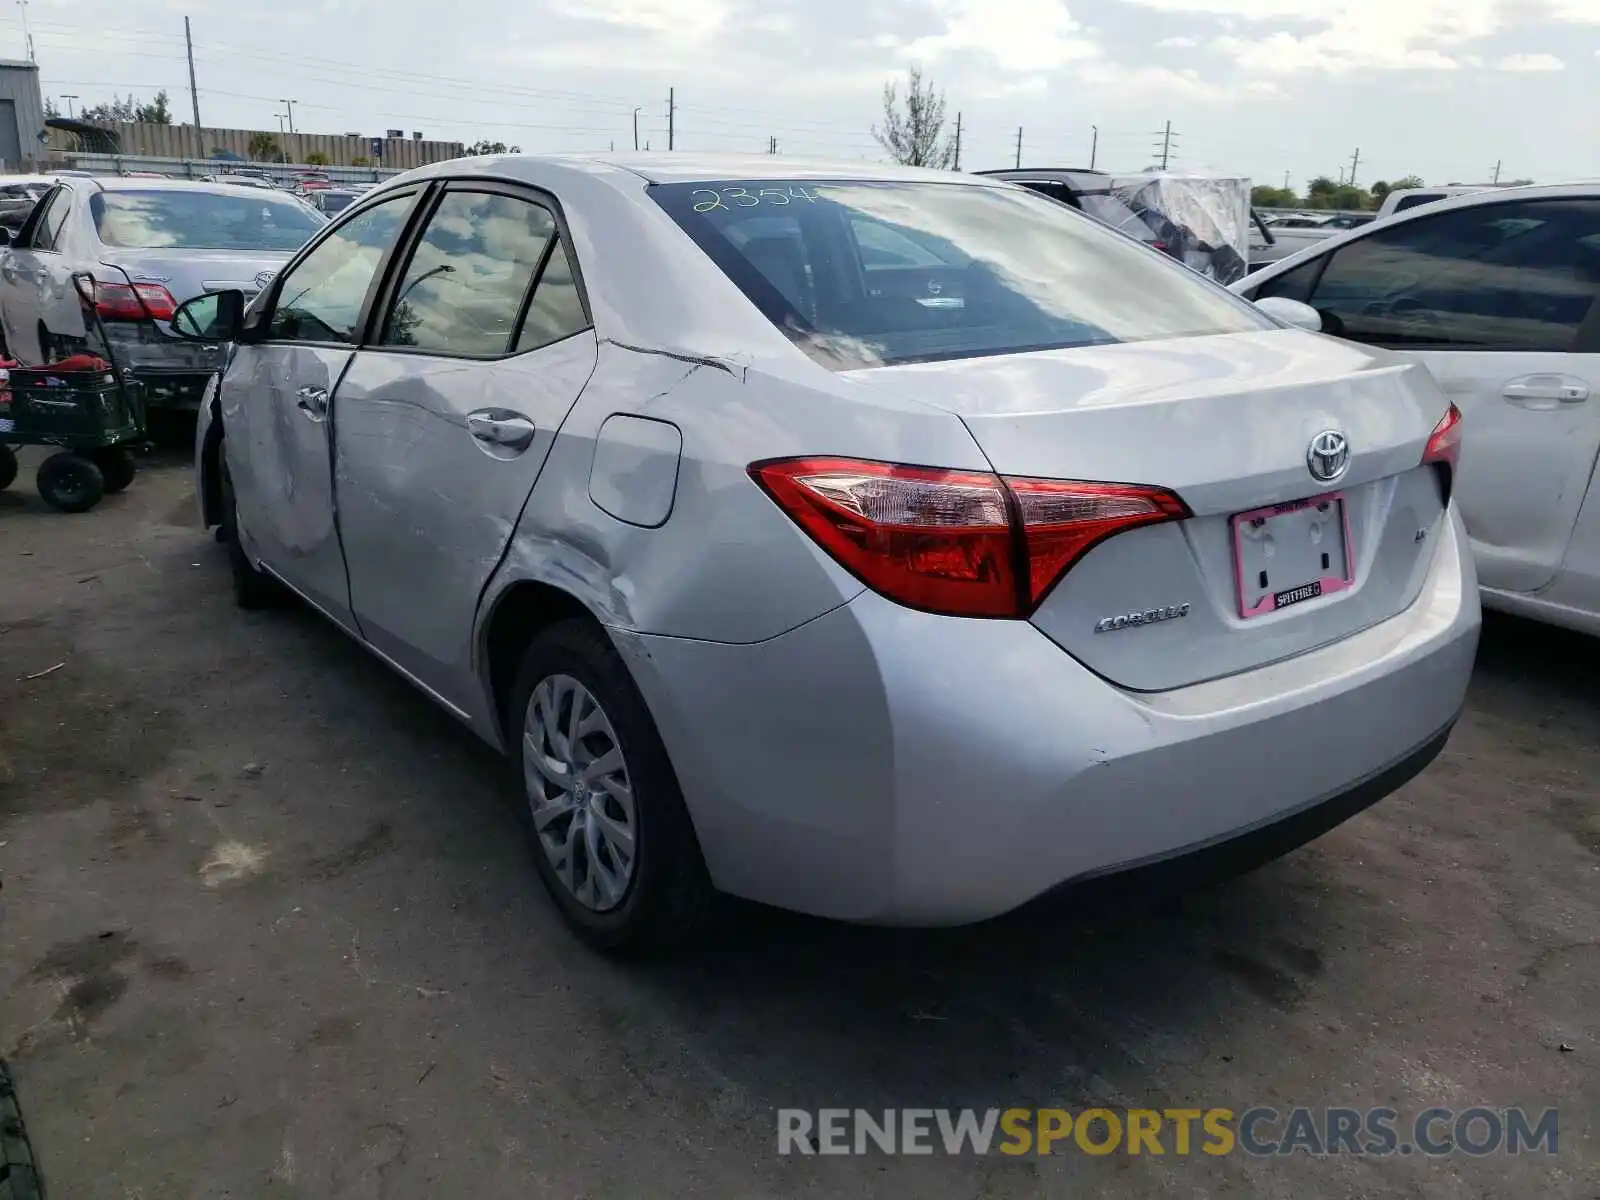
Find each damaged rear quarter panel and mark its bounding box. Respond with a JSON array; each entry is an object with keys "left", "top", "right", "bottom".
[{"left": 482, "top": 339, "right": 985, "bottom": 645}]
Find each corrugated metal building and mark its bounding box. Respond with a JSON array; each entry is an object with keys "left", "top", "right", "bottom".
[
  {"left": 0, "top": 60, "right": 49, "bottom": 173},
  {"left": 47, "top": 121, "right": 462, "bottom": 169}
]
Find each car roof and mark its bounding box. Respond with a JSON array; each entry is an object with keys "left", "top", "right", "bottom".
[
  {"left": 397, "top": 152, "right": 1010, "bottom": 191},
  {"left": 88, "top": 176, "right": 305, "bottom": 196}
]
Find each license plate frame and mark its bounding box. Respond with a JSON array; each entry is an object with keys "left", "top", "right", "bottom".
[{"left": 1231, "top": 493, "right": 1354, "bottom": 619}]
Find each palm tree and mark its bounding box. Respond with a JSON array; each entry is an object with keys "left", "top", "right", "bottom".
[{"left": 247, "top": 132, "right": 280, "bottom": 162}]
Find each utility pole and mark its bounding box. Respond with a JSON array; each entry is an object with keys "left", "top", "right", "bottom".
[
  {"left": 280, "top": 98, "right": 296, "bottom": 134},
  {"left": 1154, "top": 120, "right": 1175, "bottom": 170},
  {"left": 952, "top": 111, "right": 962, "bottom": 171},
  {"left": 1347, "top": 146, "right": 1360, "bottom": 188},
  {"left": 667, "top": 87, "right": 675, "bottom": 151},
  {"left": 632, "top": 106, "right": 641, "bottom": 152},
  {"left": 60, "top": 94, "right": 77, "bottom": 119},
  {"left": 1491, "top": 159, "right": 1502, "bottom": 184},
  {"left": 16, "top": 1, "right": 34, "bottom": 64},
  {"left": 1014, "top": 126, "right": 1023, "bottom": 169},
  {"left": 767, "top": 135, "right": 778, "bottom": 155},
  {"left": 1283, "top": 170, "right": 1290, "bottom": 191},
  {"left": 184, "top": 16, "right": 203, "bottom": 136},
  {"left": 1090, "top": 124, "right": 1098, "bottom": 170},
  {"left": 276, "top": 112, "right": 285, "bottom": 135}
]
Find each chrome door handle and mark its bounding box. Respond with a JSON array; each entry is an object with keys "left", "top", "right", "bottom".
[
  {"left": 1501, "top": 376, "right": 1589, "bottom": 407},
  {"left": 295, "top": 385, "right": 328, "bottom": 417},
  {"left": 467, "top": 410, "right": 536, "bottom": 452}
]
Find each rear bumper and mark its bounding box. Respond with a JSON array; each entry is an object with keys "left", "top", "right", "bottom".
[
  {"left": 615, "top": 508, "right": 1480, "bottom": 925},
  {"left": 102, "top": 324, "right": 223, "bottom": 408}
]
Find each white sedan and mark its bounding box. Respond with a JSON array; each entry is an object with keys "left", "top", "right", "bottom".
[{"left": 1236, "top": 183, "right": 1600, "bottom": 636}]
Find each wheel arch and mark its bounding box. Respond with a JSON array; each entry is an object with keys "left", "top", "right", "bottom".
[{"left": 478, "top": 579, "right": 608, "bottom": 745}]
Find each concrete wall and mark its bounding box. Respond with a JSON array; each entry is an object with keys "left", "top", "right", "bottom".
[
  {"left": 0, "top": 60, "right": 49, "bottom": 173},
  {"left": 47, "top": 121, "right": 463, "bottom": 169}
]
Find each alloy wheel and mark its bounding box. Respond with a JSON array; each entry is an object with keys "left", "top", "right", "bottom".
[{"left": 522, "top": 673, "right": 637, "bottom": 911}]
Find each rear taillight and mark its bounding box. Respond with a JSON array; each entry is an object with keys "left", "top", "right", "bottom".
[
  {"left": 86, "top": 280, "right": 177, "bottom": 322},
  {"left": 749, "top": 457, "right": 1188, "bottom": 618},
  {"left": 1422, "top": 403, "right": 1463, "bottom": 501}
]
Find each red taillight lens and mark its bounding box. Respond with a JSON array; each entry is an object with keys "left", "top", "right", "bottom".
[
  {"left": 1007, "top": 477, "right": 1191, "bottom": 606},
  {"left": 1422, "top": 403, "right": 1462, "bottom": 472},
  {"left": 750, "top": 457, "right": 1187, "bottom": 618},
  {"left": 86, "top": 280, "right": 177, "bottom": 322}
]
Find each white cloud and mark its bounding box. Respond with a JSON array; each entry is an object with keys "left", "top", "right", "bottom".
[
  {"left": 1120, "top": 0, "right": 1600, "bottom": 73},
  {"left": 1496, "top": 52, "right": 1565, "bottom": 70},
  {"left": 899, "top": 0, "right": 1100, "bottom": 71},
  {"left": 1157, "top": 34, "right": 1199, "bottom": 46}
]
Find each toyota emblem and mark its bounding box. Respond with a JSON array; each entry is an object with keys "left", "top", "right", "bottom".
[{"left": 1306, "top": 430, "right": 1350, "bottom": 483}]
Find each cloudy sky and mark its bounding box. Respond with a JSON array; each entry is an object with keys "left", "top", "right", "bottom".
[{"left": 14, "top": 0, "right": 1600, "bottom": 190}]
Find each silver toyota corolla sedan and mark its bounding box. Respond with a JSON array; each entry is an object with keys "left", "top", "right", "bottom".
[{"left": 181, "top": 154, "right": 1480, "bottom": 953}]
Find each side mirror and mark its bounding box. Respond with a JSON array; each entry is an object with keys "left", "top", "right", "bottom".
[
  {"left": 170, "top": 289, "right": 245, "bottom": 342},
  {"left": 0, "top": 226, "right": 11, "bottom": 247},
  {"left": 1255, "top": 295, "right": 1323, "bottom": 333}
]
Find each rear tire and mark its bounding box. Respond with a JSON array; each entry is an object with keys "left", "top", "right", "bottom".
[
  {"left": 36, "top": 452, "right": 104, "bottom": 512},
  {"left": 0, "top": 444, "right": 16, "bottom": 491},
  {"left": 510, "top": 619, "right": 714, "bottom": 955},
  {"left": 219, "top": 451, "right": 282, "bottom": 610},
  {"left": 91, "top": 446, "right": 137, "bottom": 493}
]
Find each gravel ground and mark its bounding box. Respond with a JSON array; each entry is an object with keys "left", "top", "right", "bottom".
[{"left": 1, "top": 444, "right": 1595, "bottom": 1199}]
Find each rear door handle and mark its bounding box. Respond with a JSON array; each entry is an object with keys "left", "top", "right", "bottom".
[
  {"left": 295, "top": 385, "right": 328, "bottom": 418},
  {"left": 467, "top": 410, "right": 536, "bottom": 452},
  {"left": 1501, "top": 375, "right": 1589, "bottom": 408}
]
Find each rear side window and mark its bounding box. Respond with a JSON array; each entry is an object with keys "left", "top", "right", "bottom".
[
  {"left": 91, "top": 189, "right": 323, "bottom": 250},
  {"left": 30, "top": 186, "right": 72, "bottom": 251},
  {"left": 652, "top": 179, "right": 1267, "bottom": 369},
  {"left": 1393, "top": 194, "right": 1441, "bottom": 214},
  {"left": 381, "top": 190, "right": 584, "bottom": 357},
  {"left": 1270, "top": 198, "right": 1600, "bottom": 352}
]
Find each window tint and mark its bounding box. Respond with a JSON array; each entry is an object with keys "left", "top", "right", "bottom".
[
  {"left": 91, "top": 189, "right": 323, "bottom": 250},
  {"left": 1291, "top": 199, "right": 1600, "bottom": 352},
  {"left": 653, "top": 180, "right": 1268, "bottom": 369},
  {"left": 268, "top": 194, "right": 413, "bottom": 344},
  {"left": 514, "top": 237, "right": 588, "bottom": 352},
  {"left": 1250, "top": 255, "right": 1322, "bottom": 304},
  {"left": 31, "top": 187, "right": 71, "bottom": 251},
  {"left": 382, "top": 191, "right": 556, "bottom": 356}
]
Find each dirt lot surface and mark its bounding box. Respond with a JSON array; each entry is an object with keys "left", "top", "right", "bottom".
[{"left": 1, "top": 445, "right": 1596, "bottom": 1198}]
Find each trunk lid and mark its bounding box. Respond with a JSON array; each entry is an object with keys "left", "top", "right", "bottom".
[
  {"left": 97, "top": 248, "right": 295, "bottom": 308},
  {"left": 842, "top": 329, "right": 1452, "bottom": 691}
]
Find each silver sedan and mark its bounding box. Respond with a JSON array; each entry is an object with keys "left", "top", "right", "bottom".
[
  {"left": 0, "top": 177, "right": 325, "bottom": 407},
  {"left": 180, "top": 154, "right": 1479, "bottom": 953}
]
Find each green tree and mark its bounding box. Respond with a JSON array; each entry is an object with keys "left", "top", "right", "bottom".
[
  {"left": 465, "top": 140, "right": 521, "bottom": 155},
  {"left": 247, "top": 132, "right": 281, "bottom": 162},
  {"left": 1251, "top": 185, "right": 1298, "bottom": 208},
  {"left": 872, "top": 66, "right": 957, "bottom": 169},
  {"left": 1389, "top": 174, "right": 1425, "bottom": 192},
  {"left": 134, "top": 91, "right": 172, "bottom": 124},
  {"left": 1331, "top": 185, "right": 1370, "bottom": 211},
  {"left": 351, "top": 155, "right": 371, "bottom": 167},
  {"left": 1370, "top": 180, "right": 1391, "bottom": 200},
  {"left": 303, "top": 150, "right": 331, "bottom": 166}
]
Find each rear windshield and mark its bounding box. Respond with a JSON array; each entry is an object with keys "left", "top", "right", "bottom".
[
  {"left": 652, "top": 180, "right": 1266, "bottom": 368},
  {"left": 91, "top": 189, "right": 324, "bottom": 251}
]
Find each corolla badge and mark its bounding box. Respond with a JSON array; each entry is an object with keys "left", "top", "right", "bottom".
[
  {"left": 254, "top": 270, "right": 278, "bottom": 289},
  {"left": 1306, "top": 430, "right": 1350, "bottom": 483},
  {"left": 1094, "top": 603, "right": 1190, "bottom": 633}
]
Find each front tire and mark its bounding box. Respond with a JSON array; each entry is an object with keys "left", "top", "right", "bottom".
[
  {"left": 218, "top": 452, "right": 281, "bottom": 610},
  {"left": 0, "top": 444, "right": 16, "bottom": 491},
  {"left": 511, "top": 619, "right": 713, "bottom": 954},
  {"left": 36, "top": 452, "right": 104, "bottom": 512}
]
